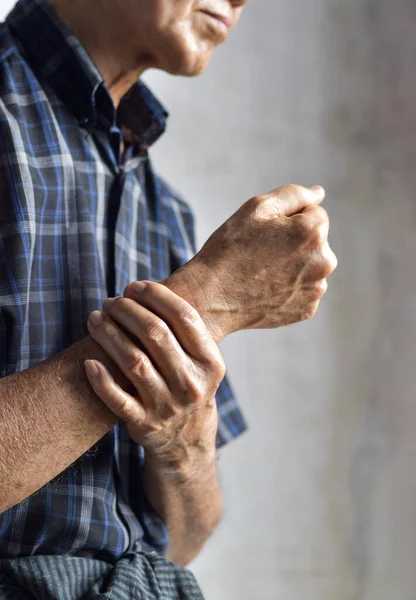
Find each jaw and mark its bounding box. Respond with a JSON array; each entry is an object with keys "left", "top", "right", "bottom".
[
  {"left": 165, "top": 47, "right": 215, "bottom": 77},
  {"left": 148, "top": 12, "right": 226, "bottom": 76},
  {"left": 153, "top": 37, "right": 216, "bottom": 76}
]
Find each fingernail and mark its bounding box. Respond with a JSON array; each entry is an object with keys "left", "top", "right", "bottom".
[
  {"left": 85, "top": 359, "right": 99, "bottom": 378},
  {"left": 89, "top": 311, "right": 103, "bottom": 326},
  {"left": 131, "top": 281, "right": 147, "bottom": 294},
  {"left": 102, "top": 297, "right": 117, "bottom": 311}
]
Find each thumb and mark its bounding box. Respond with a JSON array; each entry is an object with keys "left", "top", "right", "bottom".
[{"left": 262, "top": 184, "right": 326, "bottom": 218}]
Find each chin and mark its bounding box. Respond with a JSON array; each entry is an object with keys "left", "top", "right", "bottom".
[
  {"left": 172, "top": 54, "right": 212, "bottom": 76},
  {"left": 157, "top": 34, "right": 216, "bottom": 76}
]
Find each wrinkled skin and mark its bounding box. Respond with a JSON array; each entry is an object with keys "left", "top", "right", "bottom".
[{"left": 163, "top": 185, "right": 338, "bottom": 341}]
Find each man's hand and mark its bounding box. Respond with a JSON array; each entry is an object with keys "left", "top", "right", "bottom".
[
  {"left": 163, "top": 184, "right": 338, "bottom": 342},
  {"left": 85, "top": 281, "right": 224, "bottom": 474},
  {"left": 84, "top": 281, "right": 225, "bottom": 565}
]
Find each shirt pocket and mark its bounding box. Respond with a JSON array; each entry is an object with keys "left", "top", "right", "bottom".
[{"left": 0, "top": 307, "right": 6, "bottom": 377}]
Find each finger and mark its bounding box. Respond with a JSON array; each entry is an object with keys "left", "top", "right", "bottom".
[
  {"left": 302, "top": 279, "right": 328, "bottom": 300},
  {"left": 85, "top": 359, "right": 146, "bottom": 425},
  {"left": 87, "top": 311, "right": 168, "bottom": 407},
  {"left": 291, "top": 205, "right": 330, "bottom": 247},
  {"left": 303, "top": 204, "right": 329, "bottom": 238},
  {"left": 122, "top": 280, "right": 222, "bottom": 365},
  {"left": 300, "top": 243, "right": 337, "bottom": 284},
  {"left": 322, "top": 241, "right": 338, "bottom": 275},
  {"left": 91, "top": 302, "right": 193, "bottom": 399},
  {"left": 298, "top": 203, "right": 329, "bottom": 224},
  {"left": 260, "top": 184, "right": 326, "bottom": 218}
]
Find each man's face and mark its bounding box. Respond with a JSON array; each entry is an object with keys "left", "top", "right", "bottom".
[{"left": 106, "top": 0, "right": 247, "bottom": 75}]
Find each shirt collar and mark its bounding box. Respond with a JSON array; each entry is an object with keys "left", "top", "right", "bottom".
[{"left": 6, "top": 0, "right": 168, "bottom": 148}]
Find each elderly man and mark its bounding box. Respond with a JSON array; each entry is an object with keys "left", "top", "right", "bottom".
[{"left": 0, "top": 0, "right": 337, "bottom": 597}]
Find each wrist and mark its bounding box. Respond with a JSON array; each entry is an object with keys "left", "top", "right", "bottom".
[
  {"left": 162, "top": 257, "right": 233, "bottom": 343},
  {"left": 144, "top": 446, "right": 217, "bottom": 485}
]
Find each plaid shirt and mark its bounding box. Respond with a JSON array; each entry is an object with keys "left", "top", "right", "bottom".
[{"left": 0, "top": 0, "right": 246, "bottom": 562}]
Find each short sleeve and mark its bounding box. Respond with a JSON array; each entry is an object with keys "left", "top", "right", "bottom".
[{"left": 214, "top": 372, "right": 247, "bottom": 449}]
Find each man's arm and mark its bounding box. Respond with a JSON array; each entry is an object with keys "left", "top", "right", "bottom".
[
  {"left": 1, "top": 184, "right": 337, "bottom": 561},
  {"left": 143, "top": 451, "right": 222, "bottom": 565},
  {"left": 0, "top": 301, "right": 222, "bottom": 566},
  {"left": 0, "top": 336, "right": 123, "bottom": 513},
  {"left": 92, "top": 185, "right": 337, "bottom": 565}
]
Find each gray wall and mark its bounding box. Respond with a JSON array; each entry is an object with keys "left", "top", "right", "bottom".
[{"left": 2, "top": 0, "right": 416, "bottom": 598}]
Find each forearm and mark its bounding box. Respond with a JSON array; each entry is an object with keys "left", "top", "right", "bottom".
[
  {"left": 0, "top": 336, "right": 123, "bottom": 513},
  {"left": 143, "top": 454, "right": 222, "bottom": 566},
  {"left": 152, "top": 269, "right": 228, "bottom": 564}
]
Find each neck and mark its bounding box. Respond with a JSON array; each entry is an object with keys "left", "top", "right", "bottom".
[{"left": 46, "top": 0, "right": 152, "bottom": 107}]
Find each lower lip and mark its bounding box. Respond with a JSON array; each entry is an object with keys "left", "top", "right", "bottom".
[{"left": 201, "top": 12, "right": 230, "bottom": 37}]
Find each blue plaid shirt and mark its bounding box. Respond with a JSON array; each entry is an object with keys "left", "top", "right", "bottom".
[{"left": 0, "top": 0, "right": 246, "bottom": 562}]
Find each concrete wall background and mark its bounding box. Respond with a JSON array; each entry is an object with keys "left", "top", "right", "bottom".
[{"left": 1, "top": 1, "right": 415, "bottom": 598}]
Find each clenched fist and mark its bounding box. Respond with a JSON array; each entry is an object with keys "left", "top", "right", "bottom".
[{"left": 164, "top": 184, "right": 337, "bottom": 341}]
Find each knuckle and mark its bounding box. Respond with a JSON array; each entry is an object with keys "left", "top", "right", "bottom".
[
  {"left": 115, "top": 296, "right": 131, "bottom": 311},
  {"left": 290, "top": 214, "right": 312, "bottom": 241},
  {"left": 123, "top": 282, "right": 136, "bottom": 298},
  {"left": 189, "top": 379, "right": 205, "bottom": 403},
  {"left": 326, "top": 249, "right": 338, "bottom": 273},
  {"left": 309, "top": 220, "right": 328, "bottom": 245},
  {"left": 115, "top": 397, "right": 133, "bottom": 422},
  {"left": 313, "top": 252, "right": 332, "bottom": 278},
  {"left": 178, "top": 301, "right": 201, "bottom": 328},
  {"left": 315, "top": 216, "right": 328, "bottom": 233},
  {"left": 250, "top": 194, "right": 265, "bottom": 207},
  {"left": 179, "top": 373, "right": 205, "bottom": 404},
  {"left": 279, "top": 183, "right": 302, "bottom": 196},
  {"left": 145, "top": 318, "right": 170, "bottom": 344},
  {"left": 142, "top": 280, "right": 157, "bottom": 293},
  {"left": 310, "top": 280, "right": 328, "bottom": 302},
  {"left": 293, "top": 211, "right": 329, "bottom": 244},
  {"left": 322, "top": 257, "right": 336, "bottom": 277},
  {"left": 249, "top": 195, "right": 270, "bottom": 220},
  {"left": 315, "top": 250, "right": 337, "bottom": 278},
  {"left": 319, "top": 279, "right": 328, "bottom": 295},
  {"left": 304, "top": 301, "right": 320, "bottom": 321},
  {"left": 278, "top": 184, "right": 307, "bottom": 206},
  {"left": 99, "top": 314, "right": 115, "bottom": 337},
  {"left": 207, "top": 355, "right": 226, "bottom": 382},
  {"left": 313, "top": 205, "right": 329, "bottom": 222},
  {"left": 126, "top": 350, "right": 150, "bottom": 377}
]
